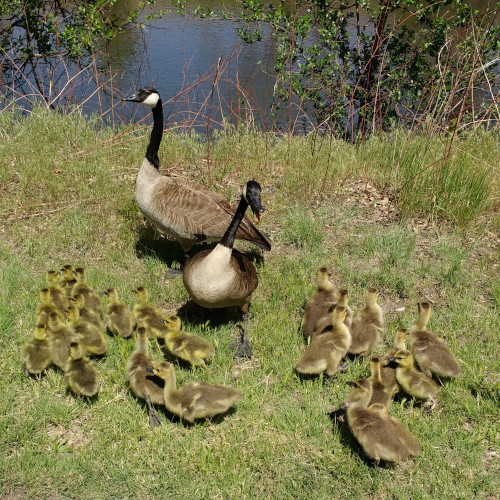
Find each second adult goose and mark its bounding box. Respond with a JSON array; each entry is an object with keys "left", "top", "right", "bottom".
[
  {"left": 182, "top": 180, "right": 266, "bottom": 358},
  {"left": 123, "top": 87, "right": 271, "bottom": 275}
]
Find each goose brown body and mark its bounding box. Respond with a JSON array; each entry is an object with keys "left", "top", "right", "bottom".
[
  {"left": 125, "top": 88, "right": 271, "bottom": 254},
  {"left": 409, "top": 302, "right": 461, "bottom": 378},
  {"left": 183, "top": 246, "right": 258, "bottom": 310}
]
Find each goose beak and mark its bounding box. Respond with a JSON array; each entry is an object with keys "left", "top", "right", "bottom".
[
  {"left": 252, "top": 202, "right": 265, "bottom": 223},
  {"left": 122, "top": 93, "right": 139, "bottom": 103}
]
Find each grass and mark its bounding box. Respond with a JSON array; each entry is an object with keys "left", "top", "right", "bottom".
[{"left": 0, "top": 108, "right": 499, "bottom": 499}]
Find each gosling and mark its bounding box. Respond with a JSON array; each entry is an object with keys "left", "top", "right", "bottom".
[
  {"left": 162, "top": 314, "right": 215, "bottom": 367},
  {"left": 147, "top": 361, "right": 242, "bottom": 423},
  {"left": 20, "top": 324, "right": 53, "bottom": 377},
  {"left": 64, "top": 341, "right": 101, "bottom": 397},
  {"left": 296, "top": 305, "right": 351, "bottom": 377},
  {"left": 103, "top": 288, "right": 134, "bottom": 338},
  {"left": 348, "top": 287, "right": 384, "bottom": 356},
  {"left": 409, "top": 302, "right": 461, "bottom": 378}
]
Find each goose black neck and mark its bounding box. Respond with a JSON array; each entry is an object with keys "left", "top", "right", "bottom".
[
  {"left": 220, "top": 195, "right": 249, "bottom": 249},
  {"left": 146, "top": 98, "right": 163, "bottom": 170}
]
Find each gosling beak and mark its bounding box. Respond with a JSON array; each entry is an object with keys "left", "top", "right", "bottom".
[
  {"left": 146, "top": 366, "right": 154, "bottom": 373},
  {"left": 388, "top": 357, "right": 396, "bottom": 362}
]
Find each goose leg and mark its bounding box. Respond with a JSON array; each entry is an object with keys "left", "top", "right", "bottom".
[
  {"left": 165, "top": 253, "right": 190, "bottom": 279},
  {"left": 233, "top": 311, "right": 253, "bottom": 358},
  {"left": 145, "top": 393, "right": 163, "bottom": 427}
]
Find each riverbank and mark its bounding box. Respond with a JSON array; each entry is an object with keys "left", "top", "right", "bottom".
[{"left": 0, "top": 109, "right": 498, "bottom": 499}]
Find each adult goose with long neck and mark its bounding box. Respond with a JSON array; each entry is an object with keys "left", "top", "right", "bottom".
[
  {"left": 123, "top": 88, "right": 271, "bottom": 277},
  {"left": 182, "top": 180, "right": 265, "bottom": 358}
]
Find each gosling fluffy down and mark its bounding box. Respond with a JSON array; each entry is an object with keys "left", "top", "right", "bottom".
[
  {"left": 148, "top": 361, "right": 242, "bottom": 423},
  {"left": 296, "top": 305, "right": 351, "bottom": 377},
  {"left": 409, "top": 302, "right": 461, "bottom": 378},
  {"left": 64, "top": 342, "right": 101, "bottom": 397}
]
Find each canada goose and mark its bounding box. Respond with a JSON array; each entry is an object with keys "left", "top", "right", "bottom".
[
  {"left": 409, "top": 302, "right": 461, "bottom": 379},
  {"left": 182, "top": 180, "right": 266, "bottom": 358},
  {"left": 66, "top": 305, "right": 107, "bottom": 356},
  {"left": 389, "top": 349, "right": 439, "bottom": 410},
  {"left": 126, "top": 326, "right": 165, "bottom": 427},
  {"left": 311, "top": 288, "right": 353, "bottom": 338},
  {"left": 132, "top": 286, "right": 168, "bottom": 339},
  {"left": 69, "top": 293, "right": 104, "bottom": 331},
  {"left": 380, "top": 328, "right": 408, "bottom": 391},
  {"left": 45, "top": 270, "right": 69, "bottom": 313},
  {"left": 162, "top": 314, "right": 214, "bottom": 367},
  {"left": 147, "top": 361, "right": 242, "bottom": 423},
  {"left": 123, "top": 87, "right": 271, "bottom": 276},
  {"left": 296, "top": 305, "right": 351, "bottom": 377},
  {"left": 20, "top": 324, "right": 52, "bottom": 377},
  {"left": 366, "top": 356, "right": 395, "bottom": 408},
  {"left": 71, "top": 267, "right": 101, "bottom": 312},
  {"left": 64, "top": 342, "right": 101, "bottom": 397},
  {"left": 348, "top": 287, "right": 384, "bottom": 356},
  {"left": 60, "top": 265, "right": 77, "bottom": 297},
  {"left": 302, "top": 267, "right": 337, "bottom": 339},
  {"left": 103, "top": 288, "right": 134, "bottom": 338},
  {"left": 35, "top": 288, "right": 64, "bottom": 326},
  {"left": 345, "top": 379, "right": 420, "bottom": 464},
  {"left": 47, "top": 312, "right": 80, "bottom": 370}
]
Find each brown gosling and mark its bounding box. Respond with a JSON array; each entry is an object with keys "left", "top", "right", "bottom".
[
  {"left": 132, "top": 286, "right": 168, "bottom": 339},
  {"left": 345, "top": 379, "right": 420, "bottom": 465},
  {"left": 126, "top": 326, "right": 165, "bottom": 427},
  {"left": 147, "top": 361, "right": 242, "bottom": 423},
  {"left": 380, "top": 328, "right": 409, "bottom": 392},
  {"left": 348, "top": 287, "right": 384, "bottom": 356},
  {"left": 409, "top": 302, "right": 461, "bottom": 378},
  {"left": 162, "top": 314, "right": 215, "bottom": 368},
  {"left": 103, "top": 288, "right": 134, "bottom": 338},
  {"left": 35, "top": 288, "right": 64, "bottom": 326},
  {"left": 69, "top": 293, "right": 104, "bottom": 331},
  {"left": 64, "top": 341, "right": 101, "bottom": 397},
  {"left": 71, "top": 267, "right": 101, "bottom": 312},
  {"left": 389, "top": 349, "right": 439, "bottom": 410},
  {"left": 45, "top": 270, "right": 69, "bottom": 313},
  {"left": 60, "top": 264, "right": 77, "bottom": 297},
  {"left": 47, "top": 312, "right": 80, "bottom": 370},
  {"left": 20, "top": 324, "right": 52, "bottom": 377},
  {"left": 296, "top": 305, "right": 351, "bottom": 377},
  {"left": 66, "top": 305, "right": 107, "bottom": 356},
  {"left": 366, "top": 356, "right": 395, "bottom": 409},
  {"left": 302, "top": 267, "right": 337, "bottom": 339},
  {"left": 312, "top": 288, "right": 354, "bottom": 337}
]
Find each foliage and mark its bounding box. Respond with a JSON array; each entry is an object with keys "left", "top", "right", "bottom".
[
  {"left": 0, "top": 0, "right": 153, "bottom": 105},
  {"left": 231, "top": 0, "right": 500, "bottom": 137}
]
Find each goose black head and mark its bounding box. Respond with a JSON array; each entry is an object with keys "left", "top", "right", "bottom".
[
  {"left": 123, "top": 87, "right": 161, "bottom": 108},
  {"left": 243, "top": 180, "right": 265, "bottom": 223}
]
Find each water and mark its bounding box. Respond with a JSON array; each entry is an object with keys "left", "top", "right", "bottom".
[{"left": 2, "top": 0, "right": 495, "bottom": 132}]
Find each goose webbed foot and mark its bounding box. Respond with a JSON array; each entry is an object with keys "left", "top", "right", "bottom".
[
  {"left": 165, "top": 253, "right": 190, "bottom": 279},
  {"left": 165, "top": 268, "right": 183, "bottom": 279},
  {"left": 232, "top": 327, "right": 253, "bottom": 359},
  {"left": 337, "top": 361, "right": 350, "bottom": 372},
  {"left": 145, "top": 393, "right": 163, "bottom": 427}
]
